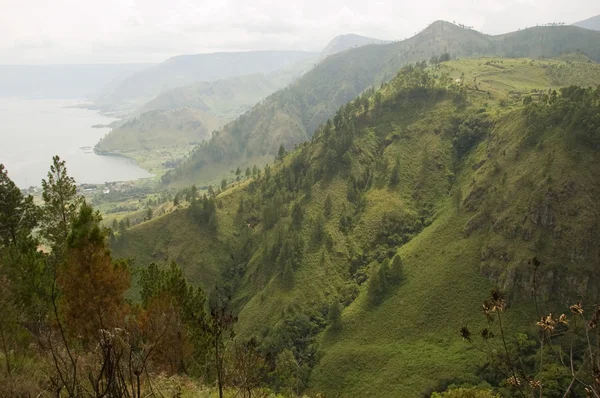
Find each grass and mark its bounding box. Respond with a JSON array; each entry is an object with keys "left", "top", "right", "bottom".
[{"left": 110, "top": 56, "right": 600, "bottom": 396}]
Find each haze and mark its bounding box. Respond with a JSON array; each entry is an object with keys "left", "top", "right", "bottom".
[{"left": 2, "top": 0, "right": 599, "bottom": 64}]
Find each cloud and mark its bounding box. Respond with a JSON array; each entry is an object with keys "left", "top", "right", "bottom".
[{"left": 0, "top": 0, "right": 598, "bottom": 64}]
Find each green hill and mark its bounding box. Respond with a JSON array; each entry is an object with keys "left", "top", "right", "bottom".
[
  {"left": 94, "top": 50, "right": 317, "bottom": 112},
  {"left": 112, "top": 57, "right": 600, "bottom": 396},
  {"left": 164, "top": 21, "right": 600, "bottom": 188},
  {"left": 95, "top": 107, "right": 221, "bottom": 153}
]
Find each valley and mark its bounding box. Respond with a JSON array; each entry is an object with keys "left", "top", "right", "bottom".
[{"left": 2, "top": 12, "right": 600, "bottom": 398}]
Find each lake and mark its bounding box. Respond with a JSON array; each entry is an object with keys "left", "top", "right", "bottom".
[{"left": 0, "top": 98, "right": 152, "bottom": 188}]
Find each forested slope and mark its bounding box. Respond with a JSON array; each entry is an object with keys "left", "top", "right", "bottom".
[
  {"left": 164, "top": 21, "right": 600, "bottom": 187},
  {"left": 114, "top": 57, "right": 600, "bottom": 396}
]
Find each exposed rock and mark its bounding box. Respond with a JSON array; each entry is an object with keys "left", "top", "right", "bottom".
[
  {"left": 463, "top": 210, "right": 491, "bottom": 236},
  {"left": 463, "top": 185, "right": 487, "bottom": 212}
]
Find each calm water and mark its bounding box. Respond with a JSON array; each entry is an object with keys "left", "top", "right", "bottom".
[{"left": 0, "top": 98, "right": 151, "bottom": 188}]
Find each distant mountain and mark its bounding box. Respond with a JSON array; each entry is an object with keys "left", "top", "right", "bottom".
[
  {"left": 164, "top": 21, "right": 600, "bottom": 186},
  {"left": 95, "top": 51, "right": 317, "bottom": 111},
  {"left": 320, "top": 33, "right": 390, "bottom": 58},
  {"left": 573, "top": 14, "right": 600, "bottom": 31},
  {"left": 0, "top": 64, "right": 152, "bottom": 100},
  {"left": 95, "top": 108, "right": 221, "bottom": 153},
  {"left": 133, "top": 55, "right": 314, "bottom": 120}
]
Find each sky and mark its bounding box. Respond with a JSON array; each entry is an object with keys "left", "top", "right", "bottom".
[{"left": 1, "top": 0, "right": 599, "bottom": 64}]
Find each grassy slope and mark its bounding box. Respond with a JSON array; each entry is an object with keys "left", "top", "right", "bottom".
[
  {"left": 113, "top": 58, "right": 600, "bottom": 396},
  {"left": 168, "top": 22, "right": 600, "bottom": 187},
  {"left": 95, "top": 51, "right": 317, "bottom": 109},
  {"left": 96, "top": 108, "right": 222, "bottom": 152}
]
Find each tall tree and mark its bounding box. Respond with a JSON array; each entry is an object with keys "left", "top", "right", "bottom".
[
  {"left": 40, "top": 156, "right": 82, "bottom": 255},
  {"left": 323, "top": 194, "right": 333, "bottom": 219},
  {"left": 328, "top": 300, "right": 342, "bottom": 331},
  {"left": 389, "top": 157, "right": 401, "bottom": 187},
  {"left": 202, "top": 288, "right": 237, "bottom": 398},
  {"left": 58, "top": 202, "right": 130, "bottom": 342},
  {"left": 0, "top": 164, "right": 38, "bottom": 247}
]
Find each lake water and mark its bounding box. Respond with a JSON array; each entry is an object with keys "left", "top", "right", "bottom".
[{"left": 0, "top": 98, "right": 152, "bottom": 188}]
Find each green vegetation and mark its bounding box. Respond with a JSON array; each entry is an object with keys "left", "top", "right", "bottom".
[
  {"left": 165, "top": 21, "right": 600, "bottom": 187},
  {"left": 96, "top": 108, "right": 221, "bottom": 153},
  {"left": 95, "top": 50, "right": 317, "bottom": 112},
  {"left": 116, "top": 56, "right": 600, "bottom": 396}
]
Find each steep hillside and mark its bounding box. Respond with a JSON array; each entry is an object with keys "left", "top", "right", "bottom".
[
  {"left": 113, "top": 58, "right": 600, "bottom": 396},
  {"left": 133, "top": 69, "right": 304, "bottom": 120},
  {"left": 94, "top": 50, "right": 317, "bottom": 111},
  {"left": 320, "top": 33, "right": 390, "bottom": 58},
  {"left": 165, "top": 21, "right": 600, "bottom": 187},
  {"left": 95, "top": 108, "right": 221, "bottom": 153},
  {"left": 574, "top": 14, "right": 600, "bottom": 31}
]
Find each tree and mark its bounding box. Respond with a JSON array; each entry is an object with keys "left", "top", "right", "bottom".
[
  {"left": 328, "top": 300, "right": 342, "bottom": 331},
  {"left": 291, "top": 201, "right": 303, "bottom": 230},
  {"left": 221, "top": 179, "right": 227, "bottom": 190},
  {"left": 282, "top": 259, "right": 294, "bottom": 289},
  {"left": 245, "top": 167, "right": 251, "bottom": 179},
  {"left": 323, "top": 194, "right": 333, "bottom": 219},
  {"left": 367, "top": 262, "right": 388, "bottom": 305},
  {"left": 389, "top": 157, "right": 400, "bottom": 187},
  {"left": 235, "top": 167, "right": 241, "bottom": 176},
  {"left": 146, "top": 208, "right": 153, "bottom": 220},
  {"left": 202, "top": 288, "right": 238, "bottom": 398},
  {"left": 278, "top": 144, "right": 286, "bottom": 161},
  {"left": 40, "top": 156, "right": 82, "bottom": 255},
  {"left": 227, "top": 338, "right": 266, "bottom": 398},
  {"left": 58, "top": 202, "right": 130, "bottom": 342},
  {"left": 0, "top": 164, "right": 38, "bottom": 247},
  {"left": 139, "top": 262, "right": 207, "bottom": 373},
  {"left": 173, "top": 193, "right": 180, "bottom": 206},
  {"left": 453, "top": 185, "right": 462, "bottom": 213},
  {"left": 389, "top": 254, "right": 404, "bottom": 284},
  {"left": 312, "top": 213, "right": 325, "bottom": 245}
]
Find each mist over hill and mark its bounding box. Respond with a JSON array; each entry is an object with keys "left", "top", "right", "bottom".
[
  {"left": 94, "top": 51, "right": 318, "bottom": 111},
  {"left": 165, "top": 21, "right": 600, "bottom": 186},
  {"left": 573, "top": 14, "right": 600, "bottom": 31},
  {"left": 320, "top": 33, "right": 391, "bottom": 58},
  {"left": 0, "top": 63, "right": 152, "bottom": 99}
]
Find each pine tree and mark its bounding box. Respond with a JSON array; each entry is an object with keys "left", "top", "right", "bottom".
[
  {"left": 328, "top": 300, "right": 342, "bottom": 331},
  {"left": 291, "top": 201, "right": 303, "bottom": 230},
  {"left": 390, "top": 254, "right": 404, "bottom": 284},
  {"left": 389, "top": 157, "right": 400, "bottom": 187},
  {"left": 453, "top": 185, "right": 462, "bottom": 213},
  {"left": 278, "top": 144, "right": 286, "bottom": 161},
  {"left": 40, "top": 156, "right": 82, "bottom": 255},
  {"left": 282, "top": 259, "right": 294, "bottom": 289},
  {"left": 59, "top": 202, "right": 130, "bottom": 342},
  {"left": 0, "top": 164, "right": 38, "bottom": 246},
  {"left": 324, "top": 194, "right": 333, "bottom": 219}
]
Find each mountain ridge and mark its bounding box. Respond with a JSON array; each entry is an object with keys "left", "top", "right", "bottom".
[
  {"left": 163, "top": 21, "right": 600, "bottom": 187},
  {"left": 573, "top": 14, "right": 600, "bottom": 31},
  {"left": 113, "top": 56, "right": 600, "bottom": 396},
  {"left": 95, "top": 50, "right": 318, "bottom": 111}
]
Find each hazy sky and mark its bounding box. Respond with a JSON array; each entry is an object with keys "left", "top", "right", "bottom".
[{"left": 1, "top": 0, "right": 599, "bottom": 64}]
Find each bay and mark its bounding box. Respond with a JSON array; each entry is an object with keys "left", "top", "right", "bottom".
[{"left": 0, "top": 98, "right": 152, "bottom": 188}]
